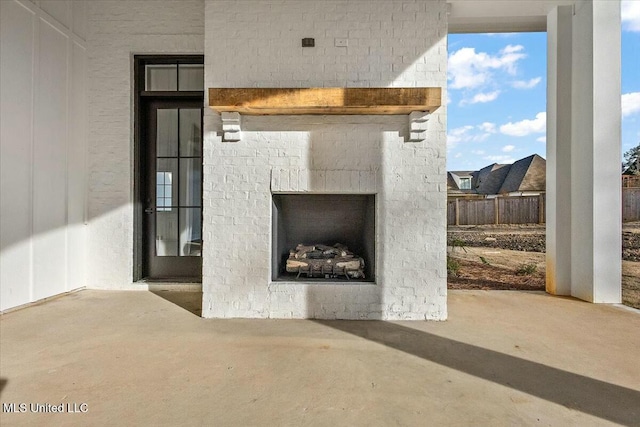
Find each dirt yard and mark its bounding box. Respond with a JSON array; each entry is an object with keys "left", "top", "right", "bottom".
[{"left": 447, "top": 223, "right": 640, "bottom": 310}]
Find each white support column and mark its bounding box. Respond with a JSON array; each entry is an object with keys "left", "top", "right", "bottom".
[
  {"left": 546, "top": 5, "right": 573, "bottom": 296},
  {"left": 569, "top": 0, "right": 621, "bottom": 302}
]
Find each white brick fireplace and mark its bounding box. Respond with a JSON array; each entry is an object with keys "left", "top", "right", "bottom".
[{"left": 202, "top": 0, "right": 448, "bottom": 320}]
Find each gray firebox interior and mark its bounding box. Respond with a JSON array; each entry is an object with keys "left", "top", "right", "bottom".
[{"left": 272, "top": 194, "right": 376, "bottom": 282}]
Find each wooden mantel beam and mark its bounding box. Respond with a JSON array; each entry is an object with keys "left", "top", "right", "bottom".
[{"left": 209, "top": 87, "right": 441, "bottom": 115}]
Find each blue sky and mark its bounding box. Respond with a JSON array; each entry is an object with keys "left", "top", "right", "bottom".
[{"left": 446, "top": 0, "right": 640, "bottom": 171}]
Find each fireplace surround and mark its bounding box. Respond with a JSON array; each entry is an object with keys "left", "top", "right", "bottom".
[{"left": 201, "top": 0, "right": 448, "bottom": 320}]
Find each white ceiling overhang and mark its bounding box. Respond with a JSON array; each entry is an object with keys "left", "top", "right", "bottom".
[{"left": 447, "top": 0, "right": 577, "bottom": 33}]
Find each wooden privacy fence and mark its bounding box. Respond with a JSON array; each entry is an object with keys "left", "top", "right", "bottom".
[
  {"left": 448, "top": 195, "right": 545, "bottom": 226},
  {"left": 623, "top": 188, "right": 640, "bottom": 222},
  {"left": 448, "top": 190, "right": 640, "bottom": 225}
]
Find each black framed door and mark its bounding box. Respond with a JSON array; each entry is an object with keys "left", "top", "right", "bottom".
[
  {"left": 134, "top": 55, "right": 204, "bottom": 282},
  {"left": 141, "top": 99, "right": 203, "bottom": 279}
]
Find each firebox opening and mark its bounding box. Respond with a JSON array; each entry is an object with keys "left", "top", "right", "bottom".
[{"left": 272, "top": 194, "right": 376, "bottom": 282}]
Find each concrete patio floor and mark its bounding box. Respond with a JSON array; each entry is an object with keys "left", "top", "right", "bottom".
[{"left": 1, "top": 290, "right": 639, "bottom": 426}]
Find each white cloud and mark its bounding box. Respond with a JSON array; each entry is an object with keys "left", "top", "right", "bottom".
[
  {"left": 484, "top": 33, "right": 518, "bottom": 38},
  {"left": 448, "top": 125, "right": 473, "bottom": 143},
  {"left": 484, "top": 155, "right": 515, "bottom": 164},
  {"left": 500, "top": 112, "right": 546, "bottom": 137},
  {"left": 448, "top": 48, "right": 491, "bottom": 89},
  {"left": 447, "top": 123, "right": 496, "bottom": 150},
  {"left": 463, "top": 91, "right": 501, "bottom": 105},
  {"left": 447, "top": 125, "right": 473, "bottom": 149},
  {"left": 622, "top": 0, "right": 640, "bottom": 32},
  {"left": 501, "top": 45, "right": 522, "bottom": 54},
  {"left": 479, "top": 122, "right": 497, "bottom": 133},
  {"left": 512, "top": 77, "right": 542, "bottom": 89},
  {"left": 472, "top": 150, "right": 486, "bottom": 155},
  {"left": 498, "top": 45, "right": 527, "bottom": 74},
  {"left": 622, "top": 92, "right": 640, "bottom": 118},
  {"left": 536, "top": 136, "right": 547, "bottom": 143},
  {"left": 502, "top": 145, "right": 515, "bottom": 152},
  {"left": 448, "top": 45, "right": 527, "bottom": 90}
]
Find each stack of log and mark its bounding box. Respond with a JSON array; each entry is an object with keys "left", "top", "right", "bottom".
[{"left": 286, "top": 243, "right": 365, "bottom": 279}]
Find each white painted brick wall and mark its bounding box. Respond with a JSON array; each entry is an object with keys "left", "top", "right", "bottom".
[
  {"left": 86, "top": 1, "right": 204, "bottom": 288},
  {"left": 203, "top": 0, "right": 447, "bottom": 320}
]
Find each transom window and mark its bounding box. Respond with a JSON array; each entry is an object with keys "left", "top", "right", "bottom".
[{"left": 145, "top": 63, "right": 204, "bottom": 92}]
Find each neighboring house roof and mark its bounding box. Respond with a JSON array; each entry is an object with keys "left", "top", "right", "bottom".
[
  {"left": 447, "top": 154, "right": 546, "bottom": 195},
  {"left": 475, "top": 163, "right": 511, "bottom": 194},
  {"left": 498, "top": 154, "right": 546, "bottom": 193}
]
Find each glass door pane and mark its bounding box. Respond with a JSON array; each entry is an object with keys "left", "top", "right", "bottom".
[
  {"left": 154, "top": 107, "right": 202, "bottom": 257},
  {"left": 179, "top": 109, "right": 202, "bottom": 156},
  {"left": 177, "top": 106, "right": 202, "bottom": 257},
  {"left": 156, "top": 211, "right": 178, "bottom": 256},
  {"left": 156, "top": 159, "right": 178, "bottom": 210},
  {"left": 179, "top": 158, "right": 201, "bottom": 207},
  {"left": 157, "top": 109, "right": 178, "bottom": 156},
  {"left": 180, "top": 208, "right": 202, "bottom": 256}
]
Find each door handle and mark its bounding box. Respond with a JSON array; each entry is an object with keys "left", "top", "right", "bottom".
[{"left": 145, "top": 208, "right": 154, "bottom": 214}]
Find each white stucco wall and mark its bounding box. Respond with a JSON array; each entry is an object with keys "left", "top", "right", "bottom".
[
  {"left": 0, "top": 0, "right": 87, "bottom": 311},
  {"left": 85, "top": 0, "right": 204, "bottom": 288},
  {"left": 202, "top": 0, "right": 448, "bottom": 319}
]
